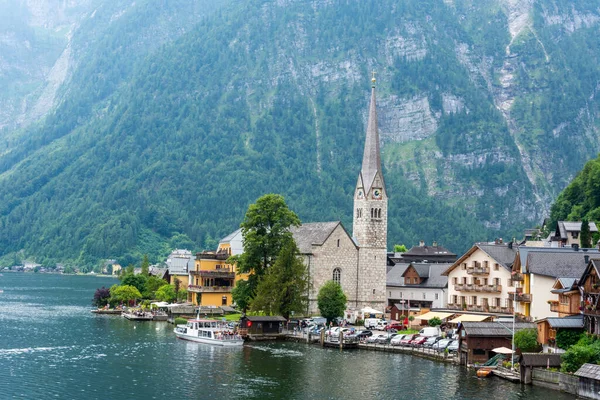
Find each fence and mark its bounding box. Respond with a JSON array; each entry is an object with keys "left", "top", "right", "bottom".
[{"left": 532, "top": 369, "right": 577, "bottom": 395}]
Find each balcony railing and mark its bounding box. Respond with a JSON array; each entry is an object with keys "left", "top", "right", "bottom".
[
  {"left": 190, "top": 270, "right": 235, "bottom": 279},
  {"left": 509, "top": 292, "right": 532, "bottom": 303},
  {"left": 467, "top": 266, "right": 490, "bottom": 275},
  {"left": 447, "top": 303, "right": 462, "bottom": 310},
  {"left": 188, "top": 285, "right": 233, "bottom": 293},
  {"left": 454, "top": 284, "right": 502, "bottom": 293}
]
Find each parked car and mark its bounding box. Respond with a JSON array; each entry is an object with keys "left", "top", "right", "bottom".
[
  {"left": 418, "top": 327, "right": 442, "bottom": 337},
  {"left": 399, "top": 334, "right": 418, "bottom": 346},
  {"left": 447, "top": 340, "right": 459, "bottom": 353},
  {"left": 367, "top": 334, "right": 386, "bottom": 343},
  {"left": 364, "top": 318, "right": 385, "bottom": 330},
  {"left": 445, "top": 329, "right": 457, "bottom": 339},
  {"left": 409, "top": 336, "right": 428, "bottom": 347},
  {"left": 376, "top": 333, "right": 397, "bottom": 344},
  {"left": 423, "top": 336, "right": 442, "bottom": 348},
  {"left": 390, "top": 334, "right": 406, "bottom": 346},
  {"left": 385, "top": 323, "right": 404, "bottom": 332},
  {"left": 433, "top": 339, "right": 454, "bottom": 352},
  {"left": 354, "top": 330, "right": 373, "bottom": 339}
]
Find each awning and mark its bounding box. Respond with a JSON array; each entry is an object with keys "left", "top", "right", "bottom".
[
  {"left": 360, "top": 307, "right": 384, "bottom": 315},
  {"left": 449, "top": 314, "right": 493, "bottom": 323},
  {"left": 492, "top": 347, "right": 514, "bottom": 354},
  {"left": 414, "top": 311, "right": 455, "bottom": 321}
]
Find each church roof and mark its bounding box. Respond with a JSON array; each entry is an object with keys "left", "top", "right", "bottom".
[
  {"left": 291, "top": 221, "right": 347, "bottom": 254},
  {"left": 360, "top": 85, "right": 384, "bottom": 193}
]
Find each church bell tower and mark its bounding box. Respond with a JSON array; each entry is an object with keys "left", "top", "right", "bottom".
[{"left": 352, "top": 72, "right": 388, "bottom": 309}]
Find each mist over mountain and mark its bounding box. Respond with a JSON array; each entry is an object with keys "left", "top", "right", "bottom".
[{"left": 1, "top": 0, "right": 600, "bottom": 269}]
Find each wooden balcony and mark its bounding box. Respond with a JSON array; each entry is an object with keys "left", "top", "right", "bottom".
[
  {"left": 447, "top": 303, "right": 462, "bottom": 310},
  {"left": 454, "top": 284, "right": 502, "bottom": 293},
  {"left": 188, "top": 285, "right": 233, "bottom": 293},
  {"left": 467, "top": 266, "right": 490, "bottom": 275},
  {"left": 511, "top": 273, "right": 524, "bottom": 282},
  {"left": 190, "top": 270, "right": 235, "bottom": 279},
  {"left": 509, "top": 292, "right": 532, "bottom": 303}
]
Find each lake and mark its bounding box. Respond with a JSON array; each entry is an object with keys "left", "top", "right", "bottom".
[{"left": 0, "top": 273, "right": 575, "bottom": 399}]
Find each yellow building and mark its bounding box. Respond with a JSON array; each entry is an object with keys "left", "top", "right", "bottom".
[{"left": 187, "top": 239, "right": 249, "bottom": 307}]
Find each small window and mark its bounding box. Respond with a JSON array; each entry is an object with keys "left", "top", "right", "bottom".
[
  {"left": 400, "top": 292, "right": 403, "bottom": 299},
  {"left": 337, "top": 239, "right": 340, "bottom": 247},
  {"left": 462, "top": 263, "right": 466, "bottom": 270},
  {"left": 435, "top": 293, "right": 439, "bottom": 300},
  {"left": 453, "top": 277, "right": 458, "bottom": 284},
  {"left": 389, "top": 291, "right": 391, "bottom": 297},
  {"left": 333, "top": 268, "right": 341, "bottom": 284},
  {"left": 494, "top": 263, "right": 499, "bottom": 271},
  {"left": 222, "top": 296, "right": 227, "bottom": 306},
  {"left": 373, "top": 289, "right": 376, "bottom": 295},
  {"left": 422, "top": 293, "right": 426, "bottom": 300}
]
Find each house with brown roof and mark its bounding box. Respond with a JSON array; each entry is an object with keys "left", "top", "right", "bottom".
[
  {"left": 457, "top": 321, "right": 536, "bottom": 365},
  {"left": 442, "top": 242, "right": 517, "bottom": 314},
  {"left": 577, "top": 259, "right": 600, "bottom": 335},
  {"left": 390, "top": 241, "right": 457, "bottom": 264}
]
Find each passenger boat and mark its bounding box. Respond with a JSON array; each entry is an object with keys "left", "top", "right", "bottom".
[{"left": 174, "top": 319, "right": 244, "bottom": 346}]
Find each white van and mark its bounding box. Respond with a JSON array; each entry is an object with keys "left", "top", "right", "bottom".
[
  {"left": 419, "top": 327, "right": 441, "bottom": 337},
  {"left": 364, "top": 318, "right": 383, "bottom": 329}
]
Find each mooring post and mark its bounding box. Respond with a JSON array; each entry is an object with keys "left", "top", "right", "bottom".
[
  {"left": 320, "top": 329, "right": 325, "bottom": 347},
  {"left": 339, "top": 331, "right": 343, "bottom": 350}
]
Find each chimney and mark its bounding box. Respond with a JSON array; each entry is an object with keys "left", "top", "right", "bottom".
[
  {"left": 432, "top": 241, "right": 438, "bottom": 247},
  {"left": 508, "top": 242, "right": 513, "bottom": 249},
  {"left": 585, "top": 255, "right": 590, "bottom": 264},
  {"left": 499, "top": 238, "right": 503, "bottom": 244},
  {"left": 419, "top": 240, "right": 425, "bottom": 247},
  {"left": 573, "top": 244, "right": 579, "bottom": 251},
  {"left": 494, "top": 238, "right": 499, "bottom": 245}
]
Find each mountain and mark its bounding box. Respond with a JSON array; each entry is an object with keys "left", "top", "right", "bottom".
[{"left": 1, "top": 0, "right": 600, "bottom": 269}]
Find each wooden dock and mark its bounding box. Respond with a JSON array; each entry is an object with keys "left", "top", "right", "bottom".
[{"left": 91, "top": 309, "right": 123, "bottom": 315}]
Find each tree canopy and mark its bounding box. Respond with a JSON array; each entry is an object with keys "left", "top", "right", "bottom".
[
  {"left": 250, "top": 238, "right": 309, "bottom": 318},
  {"left": 317, "top": 281, "right": 347, "bottom": 323},
  {"left": 514, "top": 328, "right": 539, "bottom": 353},
  {"left": 109, "top": 284, "right": 142, "bottom": 304}
]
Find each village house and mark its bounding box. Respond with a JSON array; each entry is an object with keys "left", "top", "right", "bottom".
[
  {"left": 536, "top": 315, "right": 583, "bottom": 352},
  {"left": 550, "top": 221, "right": 598, "bottom": 248},
  {"left": 457, "top": 321, "right": 536, "bottom": 365},
  {"left": 511, "top": 247, "right": 597, "bottom": 321},
  {"left": 443, "top": 242, "right": 517, "bottom": 315},
  {"left": 389, "top": 241, "right": 457, "bottom": 264},
  {"left": 548, "top": 278, "right": 581, "bottom": 317},
  {"left": 578, "top": 258, "right": 600, "bottom": 335},
  {"left": 386, "top": 262, "right": 450, "bottom": 312}
]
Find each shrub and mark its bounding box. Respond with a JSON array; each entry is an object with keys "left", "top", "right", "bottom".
[
  {"left": 556, "top": 329, "right": 584, "bottom": 350},
  {"left": 174, "top": 317, "right": 188, "bottom": 325},
  {"left": 514, "top": 328, "right": 540, "bottom": 353},
  {"left": 428, "top": 317, "right": 442, "bottom": 327}
]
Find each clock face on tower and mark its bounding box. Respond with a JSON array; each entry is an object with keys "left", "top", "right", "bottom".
[
  {"left": 357, "top": 189, "right": 364, "bottom": 199},
  {"left": 372, "top": 188, "right": 382, "bottom": 200}
]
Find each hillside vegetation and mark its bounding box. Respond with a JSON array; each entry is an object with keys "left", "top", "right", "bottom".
[{"left": 1, "top": 0, "right": 600, "bottom": 269}]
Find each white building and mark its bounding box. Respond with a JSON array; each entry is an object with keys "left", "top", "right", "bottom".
[{"left": 387, "top": 262, "right": 450, "bottom": 311}]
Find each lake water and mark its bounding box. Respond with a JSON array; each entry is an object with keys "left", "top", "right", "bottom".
[{"left": 0, "top": 273, "right": 575, "bottom": 399}]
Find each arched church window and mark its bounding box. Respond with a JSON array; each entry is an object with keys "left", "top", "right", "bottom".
[
  {"left": 377, "top": 208, "right": 381, "bottom": 218},
  {"left": 333, "top": 268, "right": 341, "bottom": 284},
  {"left": 370, "top": 208, "right": 374, "bottom": 218}
]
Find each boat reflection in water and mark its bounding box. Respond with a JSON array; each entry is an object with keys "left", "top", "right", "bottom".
[{"left": 174, "top": 319, "right": 244, "bottom": 347}]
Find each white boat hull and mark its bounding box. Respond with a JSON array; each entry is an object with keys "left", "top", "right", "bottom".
[{"left": 174, "top": 328, "right": 244, "bottom": 347}]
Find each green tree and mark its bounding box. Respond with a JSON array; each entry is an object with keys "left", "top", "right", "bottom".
[
  {"left": 317, "top": 281, "right": 347, "bottom": 323},
  {"left": 121, "top": 273, "right": 147, "bottom": 294},
  {"left": 177, "top": 288, "right": 188, "bottom": 303},
  {"left": 393, "top": 244, "right": 407, "bottom": 252},
  {"left": 234, "top": 194, "right": 301, "bottom": 311},
  {"left": 428, "top": 316, "right": 442, "bottom": 327},
  {"left": 144, "top": 275, "right": 168, "bottom": 299},
  {"left": 561, "top": 339, "right": 600, "bottom": 373},
  {"left": 110, "top": 284, "right": 142, "bottom": 305},
  {"left": 155, "top": 284, "right": 177, "bottom": 302},
  {"left": 514, "top": 328, "right": 539, "bottom": 353},
  {"left": 581, "top": 219, "right": 592, "bottom": 248},
  {"left": 250, "top": 238, "right": 309, "bottom": 318},
  {"left": 232, "top": 280, "right": 253, "bottom": 312},
  {"left": 556, "top": 329, "right": 584, "bottom": 350},
  {"left": 141, "top": 254, "right": 150, "bottom": 276}
]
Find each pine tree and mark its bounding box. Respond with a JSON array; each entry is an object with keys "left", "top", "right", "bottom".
[{"left": 581, "top": 219, "right": 592, "bottom": 248}]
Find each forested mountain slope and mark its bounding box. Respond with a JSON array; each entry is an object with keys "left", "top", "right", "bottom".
[{"left": 1, "top": 0, "right": 600, "bottom": 269}]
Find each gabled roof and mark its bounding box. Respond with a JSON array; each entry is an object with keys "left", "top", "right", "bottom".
[
  {"left": 291, "top": 221, "right": 353, "bottom": 254},
  {"left": 556, "top": 221, "right": 598, "bottom": 240},
  {"left": 443, "top": 243, "right": 516, "bottom": 276},
  {"left": 517, "top": 247, "right": 599, "bottom": 278},
  {"left": 403, "top": 245, "right": 457, "bottom": 258},
  {"left": 460, "top": 321, "right": 535, "bottom": 337},
  {"left": 219, "top": 228, "right": 242, "bottom": 243},
  {"left": 576, "top": 363, "right": 600, "bottom": 379},
  {"left": 551, "top": 277, "right": 578, "bottom": 294},
  {"left": 393, "top": 263, "right": 450, "bottom": 289},
  {"left": 387, "top": 263, "right": 410, "bottom": 286},
  {"left": 578, "top": 259, "right": 600, "bottom": 287}
]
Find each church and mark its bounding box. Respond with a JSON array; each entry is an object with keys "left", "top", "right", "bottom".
[{"left": 191, "top": 76, "right": 388, "bottom": 314}]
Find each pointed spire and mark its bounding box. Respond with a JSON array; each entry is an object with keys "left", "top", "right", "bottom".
[{"left": 361, "top": 73, "right": 382, "bottom": 193}]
